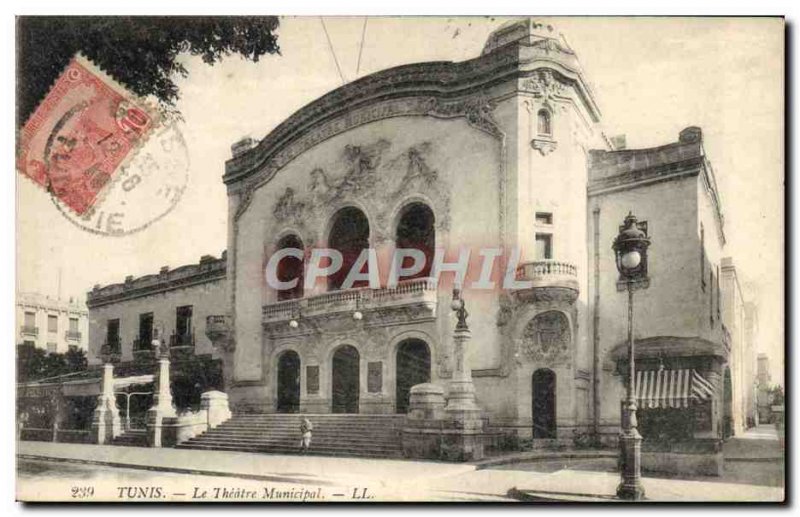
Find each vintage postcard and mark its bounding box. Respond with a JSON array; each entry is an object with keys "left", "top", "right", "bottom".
[{"left": 14, "top": 16, "right": 785, "bottom": 503}]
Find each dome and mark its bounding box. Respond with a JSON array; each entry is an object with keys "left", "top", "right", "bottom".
[{"left": 482, "top": 17, "right": 573, "bottom": 56}]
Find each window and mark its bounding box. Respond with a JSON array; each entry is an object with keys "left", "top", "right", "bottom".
[
  {"left": 106, "top": 319, "right": 120, "bottom": 353},
  {"left": 47, "top": 342, "right": 57, "bottom": 354},
  {"left": 69, "top": 317, "right": 78, "bottom": 332},
  {"left": 535, "top": 212, "right": 553, "bottom": 226},
  {"left": 535, "top": 233, "right": 553, "bottom": 260},
  {"left": 22, "top": 340, "right": 34, "bottom": 348},
  {"left": 175, "top": 306, "right": 193, "bottom": 347},
  {"left": 537, "top": 109, "right": 552, "bottom": 136},
  {"left": 138, "top": 312, "right": 154, "bottom": 349},
  {"left": 47, "top": 314, "right": 58, "bottom": 333},
  {"left": 24, "top": 312, "right": 35, "bottom": 327}
]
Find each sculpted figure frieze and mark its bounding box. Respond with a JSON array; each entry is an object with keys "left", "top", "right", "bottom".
[{"left": 269, "top": 138, "right": 450, "bottom": 239}]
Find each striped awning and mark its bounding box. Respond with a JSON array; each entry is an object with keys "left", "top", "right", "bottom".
[{"left": 634, "top": 369, "right": 716, "bottom": 409}]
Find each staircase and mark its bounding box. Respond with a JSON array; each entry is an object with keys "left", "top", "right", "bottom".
[
  {"left": 111, "top": 428, "right": 148, "bottom": 447},
  {"left": 176, "top": 413, "right": 406, "bottom": 458}
]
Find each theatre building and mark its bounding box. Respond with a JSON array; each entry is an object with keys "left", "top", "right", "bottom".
[
  {"left": 208, "top": 16, "right": 743, "bottom": 457},
  {"left": 60, "top": 19, "right": 751, "bottom": 465}
]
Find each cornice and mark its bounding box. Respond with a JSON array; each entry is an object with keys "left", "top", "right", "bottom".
[
  {"left": 223, "top": 41, "right": 601, "bottom": 189},
  {"left": 87, "top": 258, "right": 226, "bottom": 309}
]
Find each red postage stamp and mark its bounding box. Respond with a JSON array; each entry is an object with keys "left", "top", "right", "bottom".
[{"left": 16, "top": 54, "right": 159, "bottom": 215}]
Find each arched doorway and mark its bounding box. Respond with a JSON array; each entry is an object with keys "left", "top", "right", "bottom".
[
  {"left": 328, "top": 207, "right": 370, "bottom": 290},
  {"left": 276, "top": 234, "right": 304, "bottom": 301},
  {"left": 532, "top": 368, "right": 556, "bottom": 439},
  {"left": 395, "top": 339, "right": 431, "bottom": 414},
  {"left": 395, "top": 202, "right": 435, "bottom": 280},
  {"left": 332, "top": 345, "right": 360, "bottom": 413},
  {"left": 276, "top": 351, "right": 301, "bottom": 413}
]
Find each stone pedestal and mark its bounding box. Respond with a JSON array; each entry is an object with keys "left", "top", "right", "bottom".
[
  {"left": 443, "top": 327, "right": 484, "bottom": 460},
  {"left": 91, "top": 363, "right": 121, "bottom": 444},
  {"left": 402, "top": 327, "right": 486, "bottom": 462},
  {"left": 147, "top": 356, "right": 177, "bottom": 447},
  {"left": 200, "top": 390, "right": 232, "bottom": 429}
]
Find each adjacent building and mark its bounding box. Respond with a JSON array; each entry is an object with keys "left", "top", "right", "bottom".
[
  {"left": 16, "top": 292, "right": 89, "bottom": 353},
  {"left": 86, "top": 252, "right": 227, "bottom": 367}
]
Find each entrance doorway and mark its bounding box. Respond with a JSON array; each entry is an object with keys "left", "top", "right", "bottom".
[
  {"left": 532, "top": 368, "right": 556, "bottom": 439},
  {"left": 277, "top": 351, "right": 301, "bottom": 413},
  {"left": 332, "top": 345, "right": 360, "bottom": 413},
  {"left": 395, "top": 339, "right": 431, "bottom": 413}
]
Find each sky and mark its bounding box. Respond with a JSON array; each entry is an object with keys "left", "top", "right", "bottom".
[{"left": 16, "top": 16, "right": 784, "bottom": 383}]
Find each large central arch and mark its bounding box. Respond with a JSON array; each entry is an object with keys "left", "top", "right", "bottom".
[
  {"left": 395, "top": 202, "right": 435, "bottom": 280},
  {"left": 328, "top": 207, "right": 370, "bottom": 291},
  {"left": 332, "top": 345, "right": 360, "bottom": 413},
  {"left": 395, "top": 338, "right": 432, "bottom": 413}
]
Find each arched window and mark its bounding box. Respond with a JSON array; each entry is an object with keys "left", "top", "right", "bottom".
[
  {"left": 328, "top": 207, "right": 370, "bottom": 290},
  {"left": 537, "top": 109, "right": 552, "bottom": 136},
  {"left": 276, "top": 234, "right": 304, "bottom": 301},
  {"left": 395, "top": 202, "right": 435, "bottom": 280}
]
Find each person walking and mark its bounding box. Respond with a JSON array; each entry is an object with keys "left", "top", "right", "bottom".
[{"left": 299, "top": 416, "right": 313, "bottom": 454}]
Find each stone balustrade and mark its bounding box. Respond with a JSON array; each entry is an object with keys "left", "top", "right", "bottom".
[
  {"left": 262, "top": 278, "right": 438, "bottom": 325},
  {"left": 514, "top": 260, "right": 580, "bottom": 304}
]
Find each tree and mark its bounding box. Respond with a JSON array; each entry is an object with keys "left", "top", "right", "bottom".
[
  {"left": 64, "top": 347, "right": 88, "bottom": 372},
  {"left": 17, "top": 344, "right": 89, "bottom": 383},
  {"left": 17, "top": 16, "right": 281, "bottom": 124},
  {"left": 769, "top": 385, "right": 784, "bottom": 406}
]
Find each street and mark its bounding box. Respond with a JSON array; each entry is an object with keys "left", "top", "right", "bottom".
[{"left": 16, "top": 425, "right": 783, "bottom": 503}]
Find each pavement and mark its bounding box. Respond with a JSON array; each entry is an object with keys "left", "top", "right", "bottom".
[
  {"left": 723, "top": 424, "right": 784, "bottom": 461},
  {"left": 16, "top": 426, "right": 785, "bottom": 502}
]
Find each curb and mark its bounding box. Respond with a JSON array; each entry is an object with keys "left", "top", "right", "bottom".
[
  {"left": 17, "top": 453, "right": 335, "bottom": 486},
  {"left": 475, "top": 451, "right": 618, "bottom": 469}
]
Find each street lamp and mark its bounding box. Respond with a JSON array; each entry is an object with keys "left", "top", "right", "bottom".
[{"left": 612, "top": 211, "right": 651, "bottom": 501}]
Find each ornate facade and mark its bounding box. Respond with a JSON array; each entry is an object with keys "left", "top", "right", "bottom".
[{"left": 204, "top": 18, "right": 745, "bottom": 447}]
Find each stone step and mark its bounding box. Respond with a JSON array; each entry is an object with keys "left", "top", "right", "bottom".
[
  {"left": 181, "top": 412, "right": 406, "bottom": 459},
  {"left": 214, "top": 424, "right": 401, "bottom": 434},
  {"left": 182, "top": 437, "right": 401, "bottom": 450},
  {"left": 176, "top": 442, "right": 402, "bottom": 458},
  {"left": 189, "top": 434, "right": 400, "bottom": 447}
]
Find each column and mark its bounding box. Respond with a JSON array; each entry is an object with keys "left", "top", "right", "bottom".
[
  {"left": 147, "top": 354, "right": 177, "bottom": 447},
  {"left": 91, "top": 363, "right": 121, "bottom": 444}
]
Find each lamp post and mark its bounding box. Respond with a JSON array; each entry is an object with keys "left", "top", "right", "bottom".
[{"left": 612, "top": 212, "right": 651, "bottom": 501}]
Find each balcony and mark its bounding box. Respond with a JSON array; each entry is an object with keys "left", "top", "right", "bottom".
[
  {"left": 206, "top": 315, "right": 231, "bottom": 339},
  {"left": 132, "top": 337, "right": 156, "bottom": 362},
  {"left": 65, "top": 330, "right": 82, "bottom": 341},
  {"left": 169, "top": 332, "right": 195, "bottom": 354},
  {"left": 262, "top": 278, "right": 438, "bottom": 333},
  {"left": 206, "top": 315, "right": 234, "bottom": 352},
  {"left": 20, "top": 325, "right": 38, "bottom": 337},
  {"left": 514, "top": 260, "right": 580, "bottom": 304}
]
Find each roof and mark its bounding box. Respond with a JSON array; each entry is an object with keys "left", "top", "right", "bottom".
[
  {"left": 86, "top": 252, "right": 226, "bottom": 308},
  {"left": 223, "top": 17, "right": 602, "bottom": 190}
]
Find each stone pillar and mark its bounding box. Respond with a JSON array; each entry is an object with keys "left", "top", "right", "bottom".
[
  {"left": 444, "top": 327, "right": 481, "bottom": 418},
  {"left": 147, "top": 355, "right": 177, "bottom": 447},
  {"left": 91, "top": 363, "right": 121, "bottom": 444}
]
